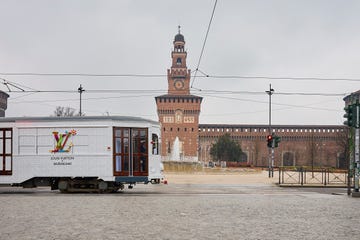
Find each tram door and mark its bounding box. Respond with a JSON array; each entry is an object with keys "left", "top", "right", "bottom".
[
  {"left": 0, "top": 129, "right": 12, "bottom": 176},
  {"left": 113, "top": 128, "right": 148, "bottom": 176}
]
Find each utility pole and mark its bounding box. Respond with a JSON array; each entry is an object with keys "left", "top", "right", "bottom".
[
  {"left": 354, "top": 101, "right": 360, "bottom": 192},
  {"left": 266, "top": 84, "right": 274, "bottom": 178},
  {"left": 344, "top": 96, "right": 360, "bottom": 196},
  {"left": 78, "top": 84, "right": 85, "bottom": 116}
]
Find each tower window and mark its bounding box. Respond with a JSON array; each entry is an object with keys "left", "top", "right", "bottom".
[{"left": 176, "top": 58, "right": 182, "bottom": 65}]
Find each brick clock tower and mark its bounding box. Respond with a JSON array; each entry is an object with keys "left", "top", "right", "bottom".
[{"left": 155, "top": 28, "right": 202, "bottom": 161}]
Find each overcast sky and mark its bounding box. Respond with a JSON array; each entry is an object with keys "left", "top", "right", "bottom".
[{"left": 1, "top": 0, "right": 360, "bottom": 125}]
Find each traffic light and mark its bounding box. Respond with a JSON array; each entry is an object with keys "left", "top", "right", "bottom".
[
  {"left": 344, "top": 104, "right": 356, "bottom": 127},
  {"left": 267, "top": 134, "right": 281, "bottom": 148},
  {"left": 274, "top": 136, "right": 281, "bottom": 148},
  {"left": 267, "top": 134, "right": 273, "bottom": 148}
]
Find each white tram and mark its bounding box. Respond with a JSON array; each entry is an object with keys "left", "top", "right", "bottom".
[{"left": 0, "top": 116, "right": 163, "bottom": 192}]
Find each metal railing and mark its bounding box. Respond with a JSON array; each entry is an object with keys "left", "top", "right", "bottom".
[{"left": 278, "top": 167, "right": 349, "bottom": 186}]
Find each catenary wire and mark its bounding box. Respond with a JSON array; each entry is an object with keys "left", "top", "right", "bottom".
[
  {"left": 190, "top": 0, "right": 218, "bottom": 88},
  {"left": 1, "top": 72, "right": 360, "bottom": 82},
  {"left": 200, "top": 94, "right": 340, "bottom": 112},
  {"left": 4, "top": 89, "right": 350, "bottom": 97}
]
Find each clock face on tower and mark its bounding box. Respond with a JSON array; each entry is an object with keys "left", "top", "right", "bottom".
[{"left": 174, "top": 79, "right": 184, "bottom": 90}]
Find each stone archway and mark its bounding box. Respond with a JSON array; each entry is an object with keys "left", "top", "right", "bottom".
[
  {"left": 337, "top": 152, "right": 346, "bottom": 169},
  {"left": 240, "top": 152, "right": 248, "bottom": 163},
  {"left": 282, "top": 152, "right": 295, "bottom": 166}
]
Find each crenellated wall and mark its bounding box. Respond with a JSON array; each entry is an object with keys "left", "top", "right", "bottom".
[{"left": 198, "top": 124, "right": 347, "bottom": 168}]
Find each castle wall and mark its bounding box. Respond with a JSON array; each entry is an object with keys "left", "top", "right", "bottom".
[{"left": 199, "top": 124, "right": 347, "bottom": 168}]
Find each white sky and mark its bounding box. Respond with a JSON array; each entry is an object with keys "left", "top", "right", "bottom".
[{"left": 0, "top": 0, "right": 360, "bottom": 125}]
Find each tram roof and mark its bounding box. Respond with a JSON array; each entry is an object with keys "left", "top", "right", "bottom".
[{"left": 0, "top": 115, "right": 158, "bottom": 125}]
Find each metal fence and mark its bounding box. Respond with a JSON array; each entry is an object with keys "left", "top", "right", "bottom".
[{"left": 278, "top": 167, "right": 349, "bottom": 187}]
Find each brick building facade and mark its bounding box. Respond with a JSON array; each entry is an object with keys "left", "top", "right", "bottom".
[
  {"left": 156, "top": 29, "right": 348, "bottom": 168},
  {"left": 155, "top": 29, "right": 202, "bottom": 161},
  {"left": 199, "top": 124, "right": 347, "bottom": 168}
]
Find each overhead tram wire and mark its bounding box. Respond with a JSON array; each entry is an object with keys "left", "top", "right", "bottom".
[
  {"left": 5, "top": 87, "right": 346, "bottom": 112},
  {"left": 205, "top": 75, "right": 360, "bottom": 82},
  {"left": 190, "top": 0, "right": 218, "bottom": 89},
  {"left": 3, "top": 89, "right": 167, "bottom": 94},
  {"left": 0, "top": 77, "right": 43, "bottom": 100},
  {"left": 200, "top": 94, "right": 340, "bottom": 112},
  {"left": 0, "top": 75, "right": 350, "bottom": 97},
  {"left": 0, "top": 75, "right": 352, "bottom": 98},
  {"left": 3, "top": 88, "right": 349, "bottom": 97},
  {"left": 1, "top": 72, "right": 360, "bottom": 82},
  {"left": 10, "top": 94, "right": 158, "bottom": 104},
  {"left": 2, "top": 79, "right": 39, "bottom": 91},
  {"left": 192, "top": 89, "right": 348, "bottom": 97},
  {"left": 1, "top": 78, "right": 25, "bottom": 91},
  {"left": 0, "top": 73, "right": 167, "bottom": 78}
]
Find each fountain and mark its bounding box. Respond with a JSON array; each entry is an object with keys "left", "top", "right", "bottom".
[{"left": 170, "top": 137, "right": 181, "bottom": 161}]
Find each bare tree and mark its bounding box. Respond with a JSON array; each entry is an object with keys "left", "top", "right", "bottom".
[{"left": 53, "top": 106, "right": 79, "bottom": 117}]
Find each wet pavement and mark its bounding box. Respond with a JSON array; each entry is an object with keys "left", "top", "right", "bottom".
[{"left": 0, "top": 183, "right": 358, "bottom": 240}]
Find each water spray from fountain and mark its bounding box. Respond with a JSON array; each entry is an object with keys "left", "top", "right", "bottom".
[{"left": 170, "top": 137, "right": 181, "bottom": 161}]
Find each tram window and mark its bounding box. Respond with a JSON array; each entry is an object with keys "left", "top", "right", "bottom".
[
  {"left": 115, "top": 156, "right": 122, "bottom": 171},
  {"left": 115, "top": 130, "right": 121, "bottom": 137},
  {"left": 115, "top": 138, "right": 122, "bottom": 153},
  {"left": 152, "top": 134, "right": 159, "bottom": 155}
]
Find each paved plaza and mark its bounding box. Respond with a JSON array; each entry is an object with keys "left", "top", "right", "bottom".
[{"left": 0, "top": 176, "right": 358, "bottom": 240}]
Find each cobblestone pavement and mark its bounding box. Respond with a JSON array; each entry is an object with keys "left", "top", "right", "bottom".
[{"left": 0, "top": 184, "right": 358, "bottom": 240}]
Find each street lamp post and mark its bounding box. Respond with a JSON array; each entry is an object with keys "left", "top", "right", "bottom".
[
  {"left": 266, "top": 84, "right": 274, "bottom": 178},
  {"left": 78, "top": 84, "right": 85, "bottom": 116}
]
